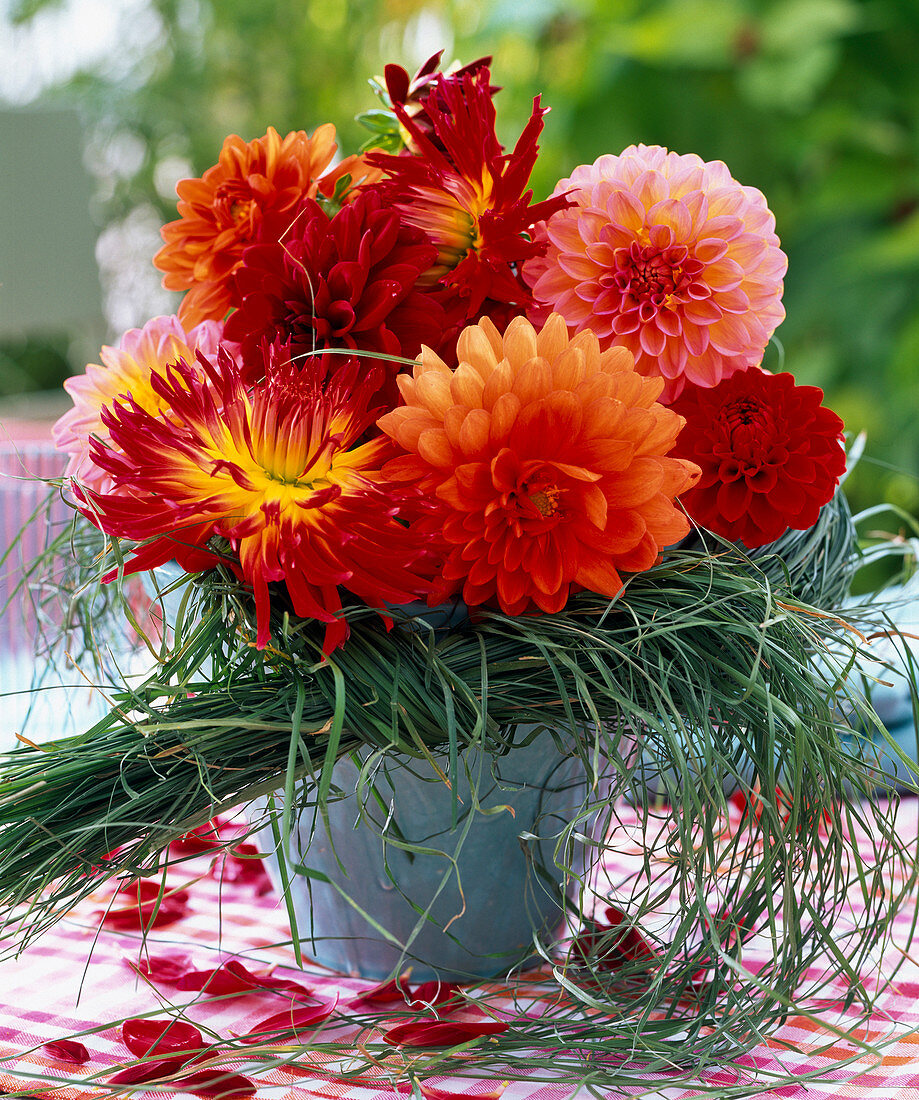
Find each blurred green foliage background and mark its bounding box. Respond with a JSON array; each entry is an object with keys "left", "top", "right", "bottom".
[{"left": 3, "top": 0, "right": 919, "bottom": 514}]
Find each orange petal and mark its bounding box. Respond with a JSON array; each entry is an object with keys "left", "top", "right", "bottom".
[
  {"left": 573, "top": 554, "right": 624, "bottom": 598},
  {"left": 457, "top": 324, "right": 500, "bottom": 376},
  {"left": 457, "top": 408, "right": 491, "bottom": 456},
  {"left": 417, "top": 428, "right": 454, "bottom": 467},
  {"left": 536, "top": 312, "right": 571, "bottom": 362},
  {"left": 502, "top": 315, "right": 539, "bottom": 365}
]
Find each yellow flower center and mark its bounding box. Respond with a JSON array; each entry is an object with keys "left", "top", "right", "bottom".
[
  {"left": 529, "top": 486, "right": 561, "bottom": 517},
  {"left": 401, "top": 169, "right": 495, "bottom": 281}
]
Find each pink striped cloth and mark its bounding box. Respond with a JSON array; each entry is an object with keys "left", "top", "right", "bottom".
[
  {"left": 0, "top": 803, "right": 918, "bottom": 1099},
  {"left": 0, "top": 428, "right": 68, "bottom": 655}
]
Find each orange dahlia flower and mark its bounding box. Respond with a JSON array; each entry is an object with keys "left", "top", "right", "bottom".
[
  {"left": 154, "top": 125, "right": 373, "bottom": 327},
  {"left": 52, "top": 314, "right": 226, "bottom": 493},
  {"left": 523, "top": 145, "right": 788, "bottom": 402},
  {"left": 76, "top": 351, "right": 433, "bottom": 652},
  {"left": 378, "top": 314, "right": 699, "bottom": 615}
]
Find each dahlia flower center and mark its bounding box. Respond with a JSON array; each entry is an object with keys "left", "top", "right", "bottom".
[
  {"left": 610, "top": 241, "right": 700, "bottom": 313},
  {"left": 214, "top": 181, "right": 256, "bottom": 231},
  {"left": 237, "top": 390, "right": 354, "bottom": 505},
  {"left": 263, "top": 466, "right": 330, "bottom": 491},
  {"left": 717, "top": 397, "right": 778, "bottom": 470},
  {"left": 402, "top": 189, "right": 482, "bottom": 282},
  {"left": 529, "top": 485, "right": 561, "bottom": 517},
  {"left": 725, "top": 398, "right": 764, "bottom": 428},
  {"left": 506, "top": 467, "right": 565, "bottom": 527},
  {"left": 235, "top": 437, "right": 335, "bottom": 500}
]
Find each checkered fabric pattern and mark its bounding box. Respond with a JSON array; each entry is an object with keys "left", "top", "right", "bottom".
[{"left": 1, "top": 802, "right": 918, "bottom": 1100}]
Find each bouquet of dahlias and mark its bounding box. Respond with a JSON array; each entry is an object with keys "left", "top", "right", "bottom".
[{"left": 1, "top": 52, "right": 916, "bottom": 1074}]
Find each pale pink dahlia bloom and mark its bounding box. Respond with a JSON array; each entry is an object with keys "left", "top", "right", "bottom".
[
  {"left": 523, "top": 144, "right": 787, "bottom": 402},
  {"left": 53, "top": 314, "right": 226, "bottom": 493}
]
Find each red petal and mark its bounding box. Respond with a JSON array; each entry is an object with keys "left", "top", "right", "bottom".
[
  {"left": 211, "top": 844, "right": 273, "bottom": 892},
  {"left": 420, "top": 1084, "right": 509, "bottom": 1100},
  {"left": 601, "top": 905, "right": 657, "bottom": 960},
  {"left": 175, "top": 959, "right": 314, "bottom": 1000},
  {"left": 43, "top": 1039, "right": 90, "bottom": 1064},
  {"left": 237, "top": 998, "right": 338, "bottom": 1044},
  {"left": 383, "top": 1007, "right": 508, "bottom": 1048},
  {"left": 99, "top": 896, "right": 189, "bottom": 930},
  {"left": 408, "top": 981, "right": 462, "bottom": 1007},
  {"left": 384, "top": 63, "right": 411, "bottom": 104},
  {"left": 103, "top": 881, "right": 191, "bottom": 928},
  {"left": 170, "top": 819, "right": 228, "bottom": 854},
  {"left": 175, "top": 1069, "right": 256, "bottom": 1099},
  {"left": 128, "top": 951, "right": 194, "bottom": 984},
  {"left": 118, "top": 880, "right": 189, "bottom": 904},
  {"left": 122, "top": 1017, "right": 204, "bottom": 1058},
  {"left": 176, "top": 961, "right": 262, "bottom": 995},
  {"left": 110, "top": 1057, "right": 188, "bottom": 1085},
  {"left": 350, "top": 976, "right": 412, "bottom": 1005},
  {"left": 247, "top": 967, "right": 315, "bottom": 1000}
]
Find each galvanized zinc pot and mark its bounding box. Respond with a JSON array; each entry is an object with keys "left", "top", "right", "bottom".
[{"left": 254, "top": 727, "right": 593, "bottom": 982}]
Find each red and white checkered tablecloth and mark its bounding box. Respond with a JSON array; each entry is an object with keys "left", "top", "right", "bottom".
[{"left": 2, "top": 801, "right": 919, "bottom": 1100}]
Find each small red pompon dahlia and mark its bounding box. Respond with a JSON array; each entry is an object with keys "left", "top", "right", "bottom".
[
  {"left": 154, "top": 125, "right": 342, "bottom": 327},
  {"left": 75, "top": 349, "right": 433, "bottom": 652},
  {"left": 224, "top": 190, "right": 444, "bottom": 385},
  {"left": 669, "top": 369, "right": 846, "bottom": 548},
  {"left": 523, "top": 144, "right": 788, "bottom": 402},
  {"left": 368, "top": 71, "right": 570, "bottom": 356},
  {"left": 52, "top": 314, "right": 227, "bottom": 494},
  {"left": 378, "top": 313, "right": 700, "bottom": 616}
]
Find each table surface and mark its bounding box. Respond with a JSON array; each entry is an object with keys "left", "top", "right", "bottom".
[{"left": 1, "top": 800, "right": 919, "bottom": 1100}]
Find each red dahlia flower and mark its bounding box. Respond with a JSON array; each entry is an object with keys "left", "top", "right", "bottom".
[
  {"left": 669, "top": 369, "right": 846, "bottom": 548},
  {"left": 379, "top": 314, "right": 699, "bottom": 615},
  {"left": 368, "top": 70, "right": 569, "bottom": 358},
  {"left": 524, "top": 144, "right": 787, "bottom": 402},
  {"left": 224, "top": 190, "right": 444, "bottom": 390},
  {"left": 75, "top": 349, "right": 433, "bottom": 652}
]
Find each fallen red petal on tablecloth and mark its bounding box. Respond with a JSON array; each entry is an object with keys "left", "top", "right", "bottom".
[
  {"left": 235, "top": 997, "right": 339, "bottom": 1044},
  {"left": 172, "top": 1068, "right": 256, "bottom": 1098},
  {"left": 383, "top": 1006, "right": 509, "bottom": 1048},
  {"left": 176, "top": 958, "right": 314, "bottom": 1000},
  {"left": 42, "top": 1039, "right": 90, "bottom": 1065},
  {"left": 122, "top": 1016, "right": 204, "bottom": 1058},
  {"left": 128, "top": 950, "right": 195, "bottom": 983},
  {"left": 99, "top": 880, "right": 192, "bottom": 929}
]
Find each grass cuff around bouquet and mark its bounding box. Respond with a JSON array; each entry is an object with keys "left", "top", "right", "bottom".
[{"left": 2, "top": 50, "right": 918, "bottom": 1091}]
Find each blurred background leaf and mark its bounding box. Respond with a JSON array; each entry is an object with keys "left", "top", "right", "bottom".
[{"left": 1, "top": 0, "right": 918, "bottom": 514}]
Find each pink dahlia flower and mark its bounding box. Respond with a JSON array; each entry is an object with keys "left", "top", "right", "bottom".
[
  {"left": 52, "top": 314, "right": 226, "bottom": 493},
  {"left": 523, "top": 144, "right": 787, "bottom": 402}
]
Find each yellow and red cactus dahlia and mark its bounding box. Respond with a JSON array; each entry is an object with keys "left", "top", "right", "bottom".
[
  {"left": 154, "top": 125, "right": 374, "bottom": 328},
  {"left": 74, "top": 349, "right": 433, "bottom": 651},
  {"left": 378, "top": 313, "right": 700, "bottom": 615},
  {"left": 523, "top": 145, "right": 788, "bottom": 403}
]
